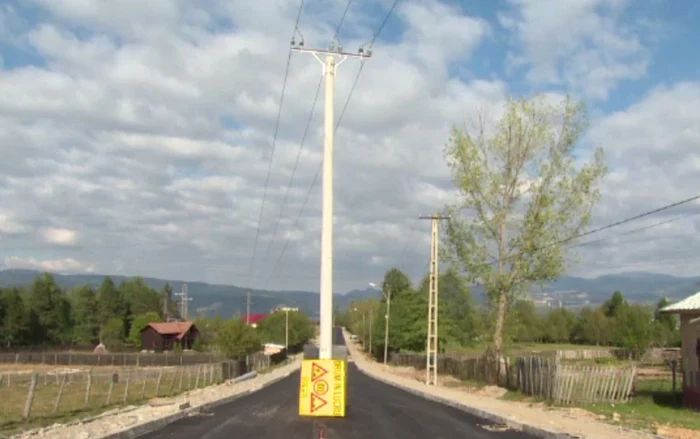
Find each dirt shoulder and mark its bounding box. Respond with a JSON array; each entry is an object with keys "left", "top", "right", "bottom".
[{"left": 344, "top": 330, "right": 660, "bottom": 439}]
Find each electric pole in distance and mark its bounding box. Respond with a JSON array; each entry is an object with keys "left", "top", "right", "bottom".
[
  {"left": 292, "top": 39, "right": 371, "bottom": 360},
  {"left": 419, "top": 214, "right": 449, "bottom": 386}
]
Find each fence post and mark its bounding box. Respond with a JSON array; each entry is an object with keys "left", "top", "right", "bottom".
[
  {"left": 84, "top": 370, "right": 93, "bottom": 407},
  {"left": 23, "top": 373, "right": 38, "bottom": 420},
  {"left": 140, "top": 370, "right": 148, "bottom": 399},
  {"left": 155, "top": 369, "right": 163, "bottom": 396},
  {"left": 53, "top": 374, "right": 67, "bottom": 413},
  {"left": 168, "top": 370, "right": 177, "bottom": 395},
  {"left": 123, "top": 370, "right": 131, "bottom": 403},
  {"left": 195, "top": 365, "right": 201, "bottom": 389},
  {"left": 106, "top": 373, "right": 116, "bottom": 405},
  {"left": 178, "top": 368, "right": 184, "bottom": 391}
]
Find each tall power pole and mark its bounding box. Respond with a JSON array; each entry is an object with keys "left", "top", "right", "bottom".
[
  {"left": 175, "top": 283, "right": 192, "bottom": 321},
  {"left": 246, "top": 291, "right": 252, "bottom": 325},
  {"left": 419, "top": 214, "right": 449, "bottom": 386},
  {"left": 292, "top": 40, "right": 371, "bottom": 359}
]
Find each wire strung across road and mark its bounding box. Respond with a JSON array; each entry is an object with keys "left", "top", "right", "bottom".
[
  {"left": 245, "top": 0, "right": 306, "bottom": 290},
  {"left": 261, "top": 1, "right": 401, "bottom": 289},
  {"left": 253, "top": 76, "right": 324, "bottom": 286}
]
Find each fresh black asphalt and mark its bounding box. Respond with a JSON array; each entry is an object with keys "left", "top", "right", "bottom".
[{"left": 140, "top": 330, "right": 539, "bottom": 439}]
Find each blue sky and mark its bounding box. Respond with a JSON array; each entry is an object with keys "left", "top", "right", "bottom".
[{"left": 1, "top": 0, "right": 700, "bottom": 292}]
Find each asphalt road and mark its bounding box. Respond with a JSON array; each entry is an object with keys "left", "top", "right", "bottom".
[{"left": 141, "top": 330, "right": 538, "bottom": 439}]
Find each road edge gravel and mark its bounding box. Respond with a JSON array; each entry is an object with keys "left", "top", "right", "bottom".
[{"left": 99, "top": 363, "right": 301, "bottom": 439}]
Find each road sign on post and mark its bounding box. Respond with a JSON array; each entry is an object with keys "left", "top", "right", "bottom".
[{"left": 299, "top": 359, "right": 346, "bottom": 417}]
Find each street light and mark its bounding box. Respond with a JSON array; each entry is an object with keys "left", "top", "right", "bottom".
[
  {"left": 279, "top": 306, "right": 298, "bottom": 349},
  {"left": 369, "top": 282, "right": 392, "bottom": 365}
]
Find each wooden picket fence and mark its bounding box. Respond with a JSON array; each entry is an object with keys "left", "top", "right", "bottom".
[{"left": 390, "top": 353, "right": 638, "bottom": 405}]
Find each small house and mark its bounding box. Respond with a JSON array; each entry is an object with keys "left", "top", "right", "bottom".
[
  {"left": 246, "top": 313, "right": 267, "bottom": 328},
  {"left": 661, "top": 292, "right": 700, "bottom": 410},
  {"left": 141, "top": 321, "right": 199, "bottom": 352}
]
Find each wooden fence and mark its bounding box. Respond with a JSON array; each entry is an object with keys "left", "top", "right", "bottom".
[
  {"left": 390, "top": 353, "right": 637, "bottom": 405},
  {"left": 0, "top": 352, "right": 227, "bottom": 367}
]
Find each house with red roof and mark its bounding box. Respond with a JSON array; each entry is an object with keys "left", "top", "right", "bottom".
[
  {"left": 246, "top": 313, "right": 267, "bottom": 328},
  {"left": 140, "top": 321, "right": 199, "bottom": 352}
]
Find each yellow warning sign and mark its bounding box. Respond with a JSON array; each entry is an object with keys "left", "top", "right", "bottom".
[{"left": 299, "top": 359, "right": 346, "bottom": 417}]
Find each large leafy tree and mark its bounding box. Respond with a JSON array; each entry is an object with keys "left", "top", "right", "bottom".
[
  {"left": 70, "top": 285, "right": 101, "bottom": 344},
  {"left": 97, "top": 276, "right": 126, "bottom": 325},
  {"left": 0, "top": 287, "right": 30, "bottom": 346},
  {"left": 218, "top": 318, "right": 261, "bottom": 359},
  {"left": 441, "top": 96, "right": 608, "bottom": 354},
  {"left": 28, "top": 273, "right": 72, "bottom": 344},
  {"left": 257, "top": 310, "right": 314, "bottom": 348},
  {"left": 121, "top": 277, "right": 161, "bottom": 318}
]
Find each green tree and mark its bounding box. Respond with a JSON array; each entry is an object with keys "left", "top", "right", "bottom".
[
  {"left": 510, "top": 299, "right": 543, "bottom": 343},
  {"left": 128, "top": 312, "right": 162, "bottom": 347},
  {"left": 218, "top": 318, "right": 261, "bottom": 359},
  {"left": 121, "top": 277, "right": 161, "bottom": 318},
  {"left": 28, "top": 273, "right": 72, "bottom": 344},
  {"left": 575, "top": 307, "right": 611, "bottom": 346},
  {"left": 603, "top": 290, "right": 627, "bottom": 318},
  {"left": 257, "top": 310, "right": 314, "bottom": 349},
  {"left": 542, "top": 308, "right": 577, "bottom": 343},
  {"left": 381, "top": 268, "right": 412, "bottom": 301},
  {"left": 613, "top": 304, "right": 654, "bottom": 352},
  {"left": 98, "top": 277, "right": 126, "bottom": 324},
  {"left": 0, "top": 287, "right": 30, "bottom": 346},
  {"left": 70, "top": 285, "right": 100, "bottom": 344},
  {"left": 441, "top": 96, "right": 608, "bottom": 354},
  {"left": 100, "top": 317, "right": 125, "bottom": 346}
]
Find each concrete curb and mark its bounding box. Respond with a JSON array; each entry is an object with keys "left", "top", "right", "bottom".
[
  {"left": 100, "top": 362, "right": 301, "bottom": 439},
  {"left": 351, "top": 356, "right": 664, "bottom": 439}
]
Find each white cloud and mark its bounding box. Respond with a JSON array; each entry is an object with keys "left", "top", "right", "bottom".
[
  {"left": 0, "top": 0, "right": 695, "bottom": 294},
  {"left": 43, "top": 228, "right": 79, "bottom": 246},
  {"left": 0, "top": 213, "right": 25, "bottom": 234},
  {"left": 500, "top": 0, "right": 650, "bottom": 100},
  {"left": 4, "top": 256, "right": 94, "bottom": 273}
]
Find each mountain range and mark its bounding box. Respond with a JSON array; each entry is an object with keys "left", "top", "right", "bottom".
[{"left": 1, "top": 269, "right": 697, "bottom": 318}]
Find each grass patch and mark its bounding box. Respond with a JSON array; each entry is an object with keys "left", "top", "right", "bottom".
[
  {"left": 582, "top": 379, "right": 699, "bottom": 432},
  {"left": 0, "top": 365, "right": 220, "bottom": 437}
]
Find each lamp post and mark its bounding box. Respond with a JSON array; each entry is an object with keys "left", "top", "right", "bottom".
[
  {"left": 279, "top": 307, "right": 298, "bottom": 349},
  {"left": 369, "top": 282, "right": 392, "bottom": 365}
]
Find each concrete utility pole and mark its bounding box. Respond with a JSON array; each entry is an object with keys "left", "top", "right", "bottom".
[
  {"left": 246, "top": 291, "right": 251, "bottom": 325},
  {"left": 419, "top": 215, "right": 450, "bottom": 386},
  {"left": 368, "top": 308, "right": 373, "bottom": 356},
  {"left": 383, "top": 286, "right": 392, "bottom": 365},
  {"left": 175, "top": 283, "right": 192, "bottom": 321},
  {"left": 292, "top": 40, "right": 371, "bottom": 359},
  {"left": 279, "top": 307, "right": 298, "bottom": 349}
]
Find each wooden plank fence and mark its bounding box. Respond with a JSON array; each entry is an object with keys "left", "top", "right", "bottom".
[{"left": 390, "top": 353, "right": 637, "bottom": 405}]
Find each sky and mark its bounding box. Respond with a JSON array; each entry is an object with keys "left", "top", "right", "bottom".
[{"left": 1, "top": 0, "right": 700, "bottom": 294}]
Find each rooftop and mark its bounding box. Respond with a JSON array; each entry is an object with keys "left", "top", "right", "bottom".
[
  {"left": 660, "top": 292, "right": 700, "bottom": 313},
  {"left": 144, "top": 321, "right": 195, "bottom": 339}
]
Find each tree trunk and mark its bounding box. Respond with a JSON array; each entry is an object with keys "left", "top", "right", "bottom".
[{"left": 493, "top": 291, "right": 507, "bottom": 355}]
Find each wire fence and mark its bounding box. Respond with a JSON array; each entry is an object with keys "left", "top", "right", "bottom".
[
  {"left": 0, "top": 349, "right": 290, "bottom": 431},
  {"left": 0, "top": 362, "right": 233, "bottom": 428}
]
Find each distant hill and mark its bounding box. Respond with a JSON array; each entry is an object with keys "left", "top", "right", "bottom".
[
  {"left": 1, "top": 269, "right": 696, "bottom": 317},
  {"left": 0, "top": 269, "right": 381, "bottom": 319}
]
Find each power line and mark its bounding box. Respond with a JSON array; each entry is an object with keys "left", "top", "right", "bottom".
[
  {"left": 462, "top": 193, "right": 700, "bottom": 271},
  {"left": 572, "top": 211, "right": 700, "bottom": 249},
  {"left": 254, "top": 76, "right": 324, "bottom": 285},
  {"left": 333, "top": 0, "right": 354, "bottom": 43},
  {"left": 246, "top": 0, "right": 306, "bottom": 289}
]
